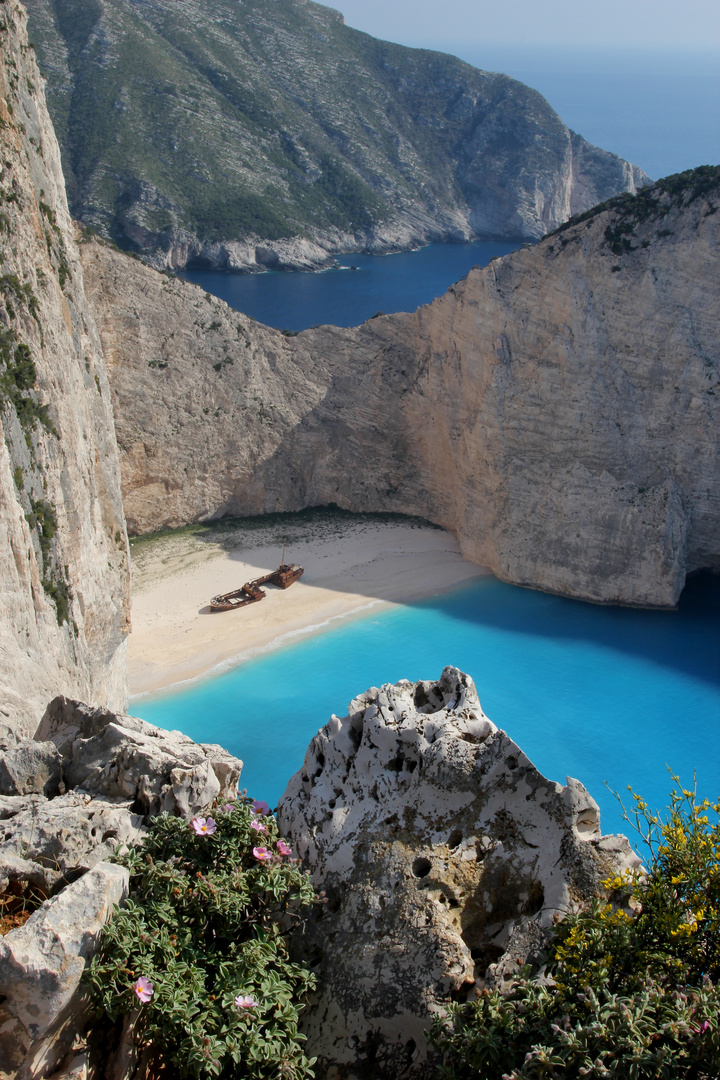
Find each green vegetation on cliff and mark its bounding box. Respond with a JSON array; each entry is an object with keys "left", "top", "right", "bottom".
[
  {"left": 431, "top": 782, "right": 720, "bottom": 1079},
  {"left": 24, "top": 0, "right": 648, "bottom": 257},
  {"left": 87, "top": 800, "right": 317, "bottom": 1079},
  {"left": 550, "top": 165, "right": 720, "bottom": 254}
]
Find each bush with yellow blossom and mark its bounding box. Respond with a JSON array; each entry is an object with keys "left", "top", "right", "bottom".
[{"left": 429, "top": 777, "right": 720, "bottom": 1078}]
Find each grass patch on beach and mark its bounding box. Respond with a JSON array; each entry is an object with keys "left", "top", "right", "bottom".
[{"left": 129, "top": 506, "right": 442, "bottom": 588}]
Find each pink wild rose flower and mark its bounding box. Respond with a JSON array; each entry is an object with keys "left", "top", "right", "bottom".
[
  {"left": 191, "top": 816, "right": 217, "bottom": 836},
  {"left": 133, "top": 976, "right": 154, "bottom": 1003},
  {"left": 251, "top": 799, "right": 271, "bottom": 816},
  {"left": 252, "top": 846, "right": 273, "bottom": 862},
  {"left": 235, "top": 994, "right": 259, "bottom": 1009},
  {"left": 276, "top": 840, "right": 292, "bottom": 857},
  {"left": 250, "top": 819, "right": 268, "bottom": 833}
]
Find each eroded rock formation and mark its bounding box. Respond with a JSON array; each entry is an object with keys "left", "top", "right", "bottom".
[
  {"left": 0, "top": 0, "right": 129, "bottom": 734},
  {"left": 84, "top": 170, "right": 720, "bottom": 607},
  {"left": 0, "top": 697, "right": 243, "bottom": 1079},
  {"left": 278, "top": 667, "right": 639, "bottom": 1079}
]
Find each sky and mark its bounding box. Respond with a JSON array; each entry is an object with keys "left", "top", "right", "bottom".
[{"left": 330, "top": 0, "right": 720, "bottom": 53}]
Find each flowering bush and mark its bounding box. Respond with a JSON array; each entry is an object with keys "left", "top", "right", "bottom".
[
  {"left": 85, "top": 798, "right": 317, "bottom": 1079},
  {"left": 429, "top": 780, "right": 720, "bottom": 1078}
]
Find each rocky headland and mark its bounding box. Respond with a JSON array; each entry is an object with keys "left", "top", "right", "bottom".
[
  {"left": 24, "top": 0, "right": 649, "bottom": 269},
  {"left": 83, "top": 169, "right": 720, "bottom": 608}
]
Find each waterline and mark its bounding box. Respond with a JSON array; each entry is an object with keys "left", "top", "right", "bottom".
[{"left": 134, "top": 574, "right": 720, "bottom": 841}]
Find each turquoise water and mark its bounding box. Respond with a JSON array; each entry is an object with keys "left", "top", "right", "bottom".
[
  {"left": 180, "top": 240, "right": 518, "bottom": 331},
  {"left": 135, "top": 572, "right": 720, "bottom": 842}
]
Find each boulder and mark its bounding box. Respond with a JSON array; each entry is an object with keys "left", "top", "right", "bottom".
[
  {"left": 279, "top": 667, "right": 640, "bottom": 1080},
  {"left": 0, "top": 741, "right": 63, "bottom": 798},
  {"left": 0, "top": 862, "right": 129, "bottom": 1077},
  {"left": 0, "top": 791, "right": 143, "bottom": 893},
  {"left": 38, "top": 696, "right": 243, "bottom": 817}
]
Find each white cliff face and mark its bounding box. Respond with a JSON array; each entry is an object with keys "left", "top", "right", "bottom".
[
  {"left": 0, "top": 697, "right": 244, "bottom": 1077},
  {"left": 0, "top": 1, "right": 129, "bottom": 734},
  {"left": 278, "top": 668, "right": 639, "bottom": 1079},
  {"left": 84, "top": 171, "right": 720, "bottom": 608}
]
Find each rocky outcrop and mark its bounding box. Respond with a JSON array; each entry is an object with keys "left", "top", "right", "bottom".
[
  {"left": 0, "top": 697, "right": 243, "bottom": 1079},
  {"left": 278, "top": 668, "right": 640, "bottom": 1079},
  {"left": 84, "top": 169, "right": 720, "bottom": 607},
  {"left": 0, "top": 863, "right": 130, "bottom": 1080},
  {"left": 0, "top": 0, "right": 130, "bottom": 735},
  {"left": 24, "top": 0, "right": 648, "bottom": 268}
]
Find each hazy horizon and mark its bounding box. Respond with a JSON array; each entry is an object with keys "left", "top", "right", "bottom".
[{"left": 331, "top": 0, "right": 720, "bottom": 53}]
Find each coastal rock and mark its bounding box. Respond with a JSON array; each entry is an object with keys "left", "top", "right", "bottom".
[
  {"left": 0, "top": 790, "right": 143, "bottom": 893},
  {"left": 38, "top": 696, "right": 243, "bottom": 818},
  {"left": 85, "top": 168, "right": 720, "bottom": 607},
  {"left": 0, "top": 862, "right": 129, "bottom": 1076},
  {"left": 0, "top": 697, "right": 244, "bottom": 1079},
  {"left": 0, "top": 0, "right": 129, "bottom": 735},
  {"left": 278, "top": 667, "right": 639, "bottom": 1079},
  {"left": 0, "top": 698, "right": 243, "bottom": 897},
  {"left": 0, "top": 740, "right": 62, "bottom": 797}
]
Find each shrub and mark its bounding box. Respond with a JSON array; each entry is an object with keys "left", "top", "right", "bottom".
[
  {"left": 86, "top": 799, "right": 318, "bottom": 1079},
  {"left": 429, "top": 779, "right": 720, "bottom": 1078}
]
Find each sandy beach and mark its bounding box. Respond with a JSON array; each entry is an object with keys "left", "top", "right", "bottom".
[{"left": 128, "top": 512, "right": 488, "bottom": 697}]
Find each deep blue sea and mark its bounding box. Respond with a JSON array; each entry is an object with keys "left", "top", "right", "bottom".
[
  {"left": 135, "top": 573, "right": 720, "bottom": 841},
  {"left": 180, "top": 241, "right": 517, "bottom": 332}
]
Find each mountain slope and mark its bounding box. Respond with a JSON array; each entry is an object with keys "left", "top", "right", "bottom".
[
  {"left": 83, "top": 167, "right": 720, "bottom": 607},
  {"left": 25, "top": 0, "right": 649, "bottom": 268}
]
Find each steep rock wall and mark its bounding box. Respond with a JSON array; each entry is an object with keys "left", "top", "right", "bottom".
[
  {"left": 83, "top": 171, "right": 720, "bottom": 608},
  {"left": 24, "top": 0, "right": 649, "bottom": 268},
  {"left": 0, "top": 0, "right": 129, "bottom": 734}
]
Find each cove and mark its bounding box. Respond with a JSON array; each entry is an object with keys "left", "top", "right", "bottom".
[
  {"left": 134, "top": 572, "right": 720, "bottom": 842},
  {"left": 179, "top": 240, "right": 518, "bottom": 331}
]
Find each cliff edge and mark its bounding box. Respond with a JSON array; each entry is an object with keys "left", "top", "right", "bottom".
[
  {"left": 0, "top": 0, "right": 129, "bottom": 734},
  {"left": 84, "top": 168, "right": 720, "bottom": 608}
]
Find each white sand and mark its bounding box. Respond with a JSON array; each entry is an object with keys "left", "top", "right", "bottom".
[{"left": 128, "top": 515, "right": 488, "bottom": 698}]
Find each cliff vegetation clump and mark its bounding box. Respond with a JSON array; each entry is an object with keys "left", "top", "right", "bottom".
[
  {"left": 87, "top": 798, "right": 318, "bottom": 1080},
  {"left": 430, "top": 781, "right": 720, "bottom": 1079}
]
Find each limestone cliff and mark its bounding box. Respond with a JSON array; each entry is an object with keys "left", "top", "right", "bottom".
[
  {"left": 0, "top": 0, "right": 129, "bottom": 734},
  {"left": 83, "top": 169, "right": 720, "bottom": 608},
  {"left": 278, "top": 667, "right": 639, "bottom": 1078},
  {"left": 23, "top": 0, "right": 649, "bottom": 268}
]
